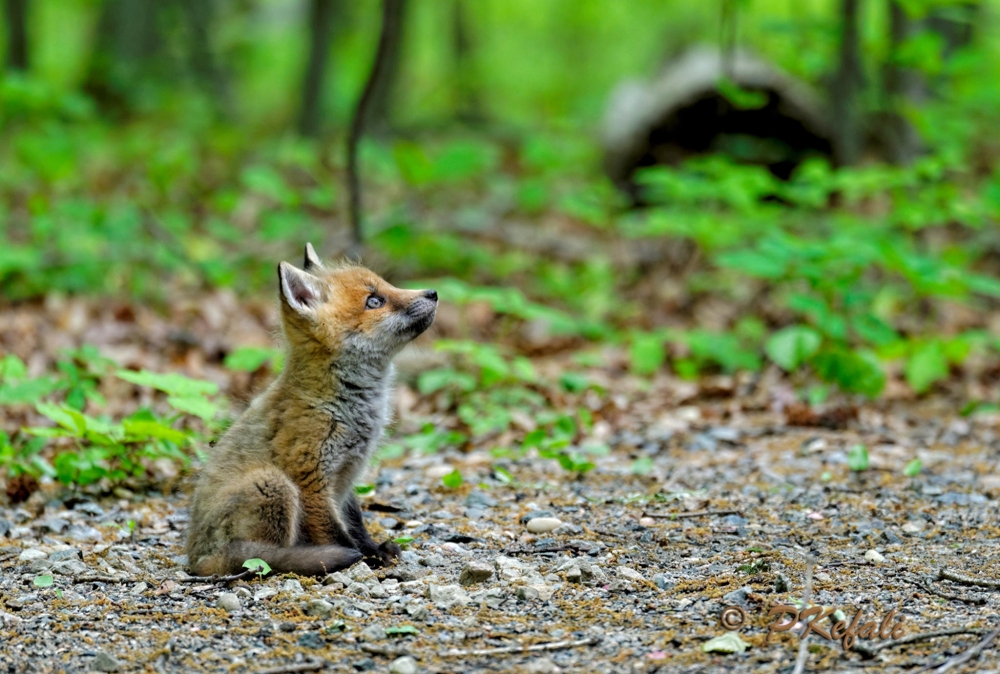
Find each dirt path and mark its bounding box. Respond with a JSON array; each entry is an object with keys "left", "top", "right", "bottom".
[{"left": 2, "top": 391, "right": 998, "bottom": 674}]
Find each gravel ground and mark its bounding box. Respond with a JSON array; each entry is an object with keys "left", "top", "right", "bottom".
[{"left": 2, "top": 393, "right": 999, "bottom": 674}]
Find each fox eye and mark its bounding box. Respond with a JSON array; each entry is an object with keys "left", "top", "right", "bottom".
[{"left": 365, "top": 295, "right": 385, "bottom": 310}]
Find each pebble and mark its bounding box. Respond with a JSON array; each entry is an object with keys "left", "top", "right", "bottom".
[
  {"left": 360, "top": 624, "right": 387, "bottom": 641},
  {"left": 298, "top": 632, "right": 324, "bottom": 649},
  {"left": 616, "top": 566, "right": 645, "bottom": 582},
  {"left": 519, "top": 511, "right": 553, "bottom": 524},
  {"left": 253, "top": 588, "right": 278, "bottom": 601},
  {"left": 389, "top": 656, "right": 418, "bottom": 674},
  {"left": 323, "top": 572, "right": 353, "bottom": 586},
  {"left": 52, "top": 559, "right": 88, "bottom": 575},
  {"left": 18, "top": 549, "right": 47, "bottom": 562},
  {"left": 864, "top": 549, "right": 886, "bottom": 564},
  {"left": 405, "top": 603, "right": 429, "bottom": 620},
  {"left": 459, "top": 560, "right": 494, "bottom": 586},
  {"left": 92, "top": 651, "right": 121, "bottom": 673},
  {"left": 426, "top": 465, "right": 455, "bottom": 479},
  {"left": 901, "top": 522, "right": 922, "bottom": 535},
  {"left": 217, "top": 593, "right": 241, "bottom": 613},
  {"left": 427, "top": 584, "right": 470, "bottom": 609},
  {"left": 526, "top": 518, "right": 562, "bottom": 534},
  {"left": 638, "top": 517, "right": 656, "bottom": 527},
  {"left": 281, "top": 579, "right": 304, "bottom": 595},
  {"left": 565, "top": 566, "right": 583, "bottom": 583},
  {"left": 304, "top": 599, "right": 334, "bottom": 618}
]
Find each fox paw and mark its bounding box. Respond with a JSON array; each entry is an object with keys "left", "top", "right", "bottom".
[{"left": 366, "top": 540, "right": 401, "bottom": 568}]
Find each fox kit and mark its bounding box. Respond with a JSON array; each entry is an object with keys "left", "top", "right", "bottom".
[{"left": 186, "top": 244, "right": 437, "bottom": 576}]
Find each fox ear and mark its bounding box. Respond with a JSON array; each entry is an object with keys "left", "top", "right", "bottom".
[
  {"left": 278, "top": 262, "right": 322, "bottom": 315},
  {"left": 303, "top": 242, "right": 323, "bottom": 271}
]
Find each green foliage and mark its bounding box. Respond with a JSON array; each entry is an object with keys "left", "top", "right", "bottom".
[
  {"left": 385, "top": 625, "right": 419, "bottom": 636},
  {"left": 0, "top": 351, "right": 220, "bottom": 486},
  {"left": 441, "top": 469, "right": 463, "bottom": 489},
  {"left": 903, "top": 458, "right": 922, "bottom": 477},
  {"left": 847, "top": 444, "right": 870, "bottom": 472},
  {"left": 33, "top": 574, "right": 54, "bottom": 588},
  {"left": 224, "top": 347, "right": 284, "bottom": 373},
  {"left": 242, "top": 558, "right": 271, "bottom": 577}
]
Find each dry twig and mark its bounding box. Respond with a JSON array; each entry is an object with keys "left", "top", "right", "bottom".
[
  {"left": 252, "top": 659, "right": 326, "bottom": 674},
  {"left": 852, "top": 627, "right": 986, "bottom": 659},
  {"left": 907, "top": 575, "right": 987, "bottom": 606},
  {"left": 641, "top": 509, "right": 742, "bottom": 520},
  {"left": 441, "top": 636, "right": 599, "bottom": 658},
  {"left": 913, "top": 626, "right": 1000, "bottom": 673},
  {"left": 937, "top": 568, "right": 1000, "bottom": 590}
]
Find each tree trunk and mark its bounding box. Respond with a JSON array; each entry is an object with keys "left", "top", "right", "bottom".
[
  {"left": 452, "top": 0, "right": 482, "bottom": 123},
  {"left": 298, "top": 0, "right": 338, "bottom": 137},
  {"left": 3, "top": 0, "right": 29, "bottom": 71},
  {"left": 883, "top": 1, "right": 921, "bottom": 165},
  {"left": 179, "top": 0, "right": 232, "bottom": 119},
  {"left": 346, "top": 0, "right": 406, "bottom": 256},
  {"left": 84, "top": 0, "right": 163, "bottom": 111},
  {"left": 363, "top": 0, "right": 406, "bottom": 135},
  {"left": 830, "top": 0, "right": 864, "bottom": 166}
]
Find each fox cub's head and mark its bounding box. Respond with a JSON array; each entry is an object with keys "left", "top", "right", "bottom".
[{"left": 277, "top": 243, "right": 437, "bottom": 364}]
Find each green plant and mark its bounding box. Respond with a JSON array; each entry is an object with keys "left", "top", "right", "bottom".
[
  {"left": 242, "top": 558, "right": 271, "bottom": 578},
  {"left": 847, "top": 444, "right": 870, "bottom": 472}
]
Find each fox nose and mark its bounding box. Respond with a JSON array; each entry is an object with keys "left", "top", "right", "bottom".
[{"left": 423, "top": 290, "right": 438, "bottom": 302}]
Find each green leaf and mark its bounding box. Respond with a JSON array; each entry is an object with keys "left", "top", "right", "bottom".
[
  {"left": 441, "top": 469, "right": 463, "bottom": 489},
  {"left": 242, "top": 558, "right": 271, "bottom": 576},
  {"left": 0, "top": 377, "right": 60, "bottom": 405},
  {"left": 354, "top": 484, "right": 375, "bottom": 495},
  {"left": 813, "top": 348, "right": 886, "bottom": 398},
  {"left": 847, "top": 444, "right": 869, "bottom": 472},
  {"left": 393, "top": 536, "right": 415, "bottom": 547},
  {"left": 629, "top": 333, "right": 665, "bottom": 376},
  {"left": 224, "top": 347, "right": 282, "bottom": 373},
  {"left": 385, "top": 625, "right": 419, "bottom": 636},
  {"left": 631, "top": 456, "right": 654, "bottom": 475},
  {"left": 903, "top": 458, "right": 922, "bottom": 477},
  {"left": 123, "top": 419, "right": 188, "bottom": 444},
  {"left": 702, "top": 632, "right": 751, "bottom": 653},
  {"left": 765, "top": 326, "right": 821, "bottom": 372},
  {"left": 35, "top": 402, "right": 86, "bottom": 435},
  {"left": 905, "top": 340, "right": 948, "bottom": 394},
  {"left": 33, "top": 574, "right": 53, "bottom": 588},
  {"left": 166, "top": 396, "right": 218, "bottom": 421},
  {"left": 417, "top": 368, "right": 475, "bottom": 394},
  {"left": 116, "top": 370, "right": 218, "bottom": 397},
  {"left": 0, "top": 354, "right": 27, "bottom": 380}
]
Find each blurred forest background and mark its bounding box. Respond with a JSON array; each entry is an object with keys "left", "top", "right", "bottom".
[{"left": 2, "top": 0, "right": 1000, "bottom": 487}]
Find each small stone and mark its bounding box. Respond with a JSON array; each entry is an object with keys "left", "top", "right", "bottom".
[
  {"left": 389, "top": 656, "right": 418, "bottom": 674},
  {"left": 254, "top": 588, "right": 278, "bottom": 601},
  {"left": 419, "top": 554, "right": 446, "bottom": 567},
  {"left": 323, "top": 571, "right": 353, "bottom": 586},
  {"left": 48, "top": 548, "right": 83, "bottom": 562},
  {"left": 353, "top": 658, "right": 376, "bottom": 672},
  {"left": 638, "top": 517, "right": 656, "bottom": 527},
  {"left": 131, "top": 582, "right": 148, "bottom": 595},
  {"left": 427, "top": 584, "right": 471, "bottom": 610},
  {"left": 864, "top": 549, "right": 886, "bottom": 564},
  {"left": 233, "top": 587, "right": 251, "bottom": 600},
  {"left": 579, "top": 564, "right": 602, "bottom": 582},
  {"left": 565, "top": 566, "right": 583, "bottom": 583},
  {"left": 495, "top": 555, "right": 526, "bottom": 581},
  {"left": 405, "top": 603, "right": 429, "bottom": 620},
  {"left": 653, "top": 574, "right": 674, "bottom": 591},
  {"left": 39, "top": 517, "right": 69, "bottom": 534},
  {"left": 901, "top": 522, "right": 922, "bottom": 535},
  {"left": 346, "top": 582, "right": 371, "bottom": 598},
  {"left": 217, "top": 592, "right": 241, "bottom": 613},
  {"left": 349, "top": 562, "right": 375, "bottom": 582},
  {"left": 281, "top": 579, "right": 304, "bottom": 595},
  {"left": 519, "top": 511, "right": 554, "bottom": 524},
  {"left": 516, "top": 585, "right": 540, "bottom": 601},
  {"left": 774, "top": 573, "right": 790, "bottom": 593},
  {"left": 298, "top": 631, "right": 324, "bottom": 649},
  {"left": 525, "top": 658, "right": 558, "bottom": 674},
  {"left": 526, "top": 518, "right": 562, "bottom": 534},
  {"left": 552, "top": 523, "right": 583, "bottom": 535},
  {"left": 92, "top": 651, "right": 121, "bottom": 673},
  {"left": 18, "top": 549, "right": 47, "bottom": 562},
  {"left": 459, "top": 560, "right": 494, "bottom": 586},
  {"left": 404, "top": 520, "right": 423, "bottom": 528},
  {"left": 723, "top": 586, "right": 752, "bottom": 607},
  {"left": 616, "top": 566, "right": 645, "bottom": 582},
  {"left": 426, "top": 464, "right": 455, "bottom": 479},
  {"left": 360, "top": 624, "right": 387, "bottom": 641},
  {"left": 304, "top": 599, "right": 334, "bottom": 618},
  {"left": 51, "top": 559, "right": 88, "bottom": 576}
]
